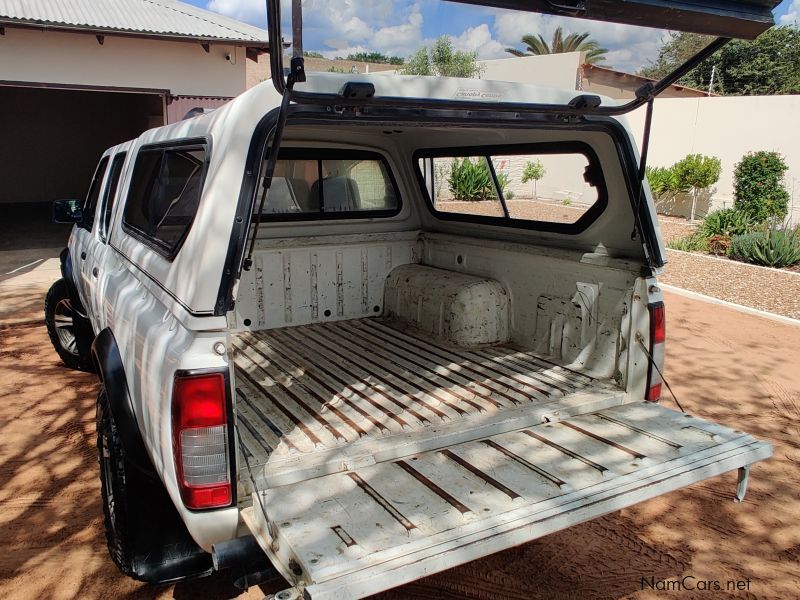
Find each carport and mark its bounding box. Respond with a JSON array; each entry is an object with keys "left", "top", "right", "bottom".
[
  {"left": 0, "top": 83, "right": 165, "bottom": 252},
  {"left": 0, "top": 0, "right": 271, "bottom": 262}
]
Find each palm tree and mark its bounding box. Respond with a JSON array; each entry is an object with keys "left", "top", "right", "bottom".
[{"left": 505, "top": 27, "right": 609, "bottom": 64}]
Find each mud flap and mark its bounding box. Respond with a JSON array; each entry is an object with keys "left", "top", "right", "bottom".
[{"left": 243, "top": 403, "right": 771, "bottom": 600}]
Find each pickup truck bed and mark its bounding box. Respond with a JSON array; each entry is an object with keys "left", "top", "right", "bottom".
[{"left": 232, "top": 317, "right": 624, "bottom": 488}]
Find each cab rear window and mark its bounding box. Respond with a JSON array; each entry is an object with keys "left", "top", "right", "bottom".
[
  {"left": 122, "top": 141, "right": 207, "bottom": 258},
  {"left": 255, "top": 149, "right": 400, "bottom": 219}
]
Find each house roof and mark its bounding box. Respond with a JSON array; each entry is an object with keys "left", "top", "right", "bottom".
[
  {"left": 581, "top": 63, "right": 713, "bottom": 97},
  {"left": 0, "top": 0, "right": 269, "bottom": 46}
]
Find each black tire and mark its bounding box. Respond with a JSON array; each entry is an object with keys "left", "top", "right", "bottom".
[
  {"left": 97, "top": 387, "right": 137, "bottom": 578},
  {"left": 44, "top": 279, "right": 92, "bottom": 370},
  {"left": 96, "top": 388, "right": 213, "bottom": 583}
]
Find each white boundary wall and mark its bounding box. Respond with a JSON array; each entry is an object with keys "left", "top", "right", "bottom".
[{"left": 626, "top": 95, "right": 800, "bottom": 225}]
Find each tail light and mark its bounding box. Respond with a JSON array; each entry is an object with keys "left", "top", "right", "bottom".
[
  {"left": 172, "top": 372, "right": 232, "bottom": 509},
  {"left": 646, "top": 301, "right": 665, "bottom": 402}
]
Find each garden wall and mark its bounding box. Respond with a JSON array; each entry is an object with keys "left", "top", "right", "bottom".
[{"left": 625, "top": 95, "right": 800, "bottom": 225}]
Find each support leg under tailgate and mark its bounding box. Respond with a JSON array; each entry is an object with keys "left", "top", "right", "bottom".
[{"left": 242, "top": 403, "right": 771, "bottom": 600}]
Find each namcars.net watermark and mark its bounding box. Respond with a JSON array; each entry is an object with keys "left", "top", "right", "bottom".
[{"left": 642, "top": 576, "right": 752, "bottom": 592}]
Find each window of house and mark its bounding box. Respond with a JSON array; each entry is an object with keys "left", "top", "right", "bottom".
[
  {"left": 122, "top": 142, "right": 207, "bottom": 257},
  {"left": 256, "top": 150, "right": 399, "bottom": 218},
  {"left": 416, "top": 144, "right": 606, "bottom": 231}
]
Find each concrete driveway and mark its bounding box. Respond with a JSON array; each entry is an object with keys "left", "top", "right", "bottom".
[{"left": 1, "top": 275, "right": 798, "bottom": 600}]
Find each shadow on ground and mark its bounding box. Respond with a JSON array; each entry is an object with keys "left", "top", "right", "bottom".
[{"left": 0, "top": 290, "right": 798, "bottom": 599}]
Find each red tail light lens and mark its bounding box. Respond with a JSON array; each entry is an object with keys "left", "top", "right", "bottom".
[
  {"left": 651, "top": 303, "right": 666, "bottom": 345},
  {"left": 646, "top": 301, "right": 666, "bottom": 402},
  {"left": 172, "top": 373, "right": 231, "bottom": 509}
]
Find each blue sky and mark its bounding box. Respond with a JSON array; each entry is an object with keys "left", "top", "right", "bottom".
[{"left": 184, "top": 0, "right": 799, "bottom": 73}]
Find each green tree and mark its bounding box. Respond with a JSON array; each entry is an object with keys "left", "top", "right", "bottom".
[
  {"left": 505, "top": 27, "right": 608, "bottom": 64},
  {"left": 402, "top": 36, "right": 483, "bottom": 78},
  {"left": 638, "top": 32, "right": 713, "bottom": 81},
  {"left": 673, "top": 154, "right": 722, "bottom": 221},
  {"left": 733, "top": 151, "right": 790, "bottom": 222},
  {"left": 521, "top": 160, "right": 546, "bottom": 200},
  {"left": 303, "top": 51, "right": 325, "bottom": 58},
  {"left": 639, "top": 26, "right": 800, "bottom": 95},
  {"left": 345, "top": 51, "right": 404, "bottom": 65}
]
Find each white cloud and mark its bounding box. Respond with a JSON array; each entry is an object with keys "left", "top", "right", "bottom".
[
  {"left": 492, "top": 10, "right": 666, "bottom": 72},
  {"left": 207, "top": 0, "right": 266, "bottom": 26},
  {"left": 452, "top": 24, "right": 506, "bottom": 59},
  {"left": 493, "top": 12, "right": 547, "bottom": 46},
  {"left": 205, "top": 0, "right": 667, "bottom": 72},
  {"left": 317, "top": 5, "right": 424, "bottom": 59},
  {"left": 779, "top": 0, "right": 800, "bottom": 25}
]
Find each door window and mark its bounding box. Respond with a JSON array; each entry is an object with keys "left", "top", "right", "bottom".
[
  {"left": 122, "top": 142, "right": 207, "bottom": 258},
  {"left": 99, "top": 152, "right": 127, "bottom": 242},
  {"left": 81, "top": 157, "right": 109, "bottom": 231}
]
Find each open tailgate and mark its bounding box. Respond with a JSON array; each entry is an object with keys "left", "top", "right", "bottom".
[{"left": 243, "top": 402, "right": 771, "bottom": 600}]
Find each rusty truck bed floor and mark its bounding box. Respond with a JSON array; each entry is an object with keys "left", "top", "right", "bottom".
[{"left": 232, "top": 318, "right": 622, "bottom": 487}]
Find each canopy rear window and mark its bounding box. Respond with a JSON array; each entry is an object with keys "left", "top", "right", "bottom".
[{"left": 415, "top": 143, "right": 607, "bottom": 233}]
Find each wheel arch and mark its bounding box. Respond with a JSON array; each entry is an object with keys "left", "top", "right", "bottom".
[
  {"left": 59, "top": 247, "right": 87, "bottom": 315},
  {"left": 92, "top": 328, "right": 155, "bottom": 476}
]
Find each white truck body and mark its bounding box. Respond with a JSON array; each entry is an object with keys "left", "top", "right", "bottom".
[{"left": 55, "top": 73, "right": 771, "bottom": 598}]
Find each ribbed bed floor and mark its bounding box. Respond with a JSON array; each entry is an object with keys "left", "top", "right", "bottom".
[{"left": 233, "top": 318, "right": 622, "bottom": 486}]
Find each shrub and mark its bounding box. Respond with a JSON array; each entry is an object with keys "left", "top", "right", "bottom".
[
  {"left": 707, "top": 235, "right": 731, "bottom": 256},
  {"left": 496, "top": 171, "right": 511, "bottom": 195},
  {"left": 448, "top": 158, "right": 494, "bottom": 201},
  {"left": 729, "top": 226, "right": 800, "bottom": 267},
  {"left": 646, "top": 165, "right": 688, "bottom": 201},
  {"left": 700, "top": 208, "right": 755, "bottom": 238},
  {"left": 667, "top": 233, "right": 709, "bottom": 252},
  {"left": 733, "top": 151, "right": 790, "bottom": 222}
]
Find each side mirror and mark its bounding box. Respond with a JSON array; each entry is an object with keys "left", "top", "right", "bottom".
[{"left": 53, "top": 199, "right": 83, "bottom": 224}]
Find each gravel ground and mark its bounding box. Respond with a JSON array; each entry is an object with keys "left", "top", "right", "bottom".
[
  {"left": 658, "top": 215, "right": 698, "bottom": 244},
  {"left": 438, "top": 199, "right": 588, "bottom": 223},
  {"left": 653, "top": 217, "right": 800, "bottom": 320},
  {"left": 660, "top": 250, "right": 800, "bottom": 320}
]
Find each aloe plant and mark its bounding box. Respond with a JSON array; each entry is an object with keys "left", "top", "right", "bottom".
[
  {"left": 730, "top": 225, "right": 800, "bottom": 267},
  {"left": 448, "top": 158, "right": 495, "bottom": 201}
]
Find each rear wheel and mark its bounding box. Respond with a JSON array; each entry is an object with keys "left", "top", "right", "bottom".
[
  {"left": 97, "top": 387, "right": 136, "bottom": 578},
  {"left": 96, "top": 388, "right": 213, "bottom": 583},
  {"left": 44, "top": 279, "right": 92, "bottom": 370}
]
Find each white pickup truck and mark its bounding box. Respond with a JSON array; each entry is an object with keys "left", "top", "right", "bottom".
[{"left": 44, "top": 1, "right": 777, "bottom": 597}]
